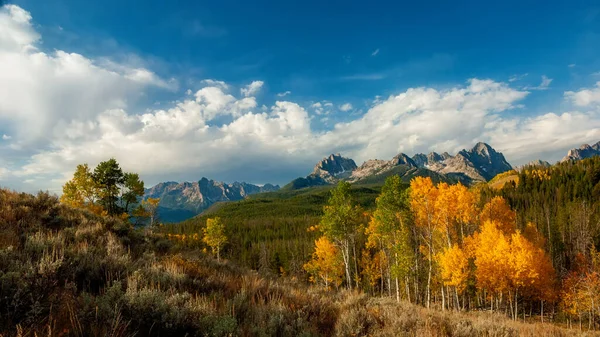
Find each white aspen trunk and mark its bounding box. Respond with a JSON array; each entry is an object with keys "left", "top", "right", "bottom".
[
  {"left": 395, "top": 277, "right": 400, "bottom": 303},
  {"left": 441, "top": 285, "right": 446, "bottom": 311}
]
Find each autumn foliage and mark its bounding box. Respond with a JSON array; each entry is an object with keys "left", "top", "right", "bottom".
[{"left": 303, "top": 176, "right": 564, "bottom": 323}]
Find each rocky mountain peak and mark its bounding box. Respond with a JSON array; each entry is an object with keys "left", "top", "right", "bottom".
[
  {"left": 427, "top": 152, "right": 444, "bottom": 164},
  {"left": 472, "top": 142, "right": 494, "bottom": 157},
  {"left": 433, "top": 143, "right": 512, "bottom": 182},
  {"left": 562, "top": 141, "right": 600, "bottom": 162},
  {"left": 312, "top": 153, "right": 357, "bottom": 181},
  {"left": 412, "top": 151, "right": 449, "bottom": 168},
  {"left": 391, "top": 153, "right": 417, "bottom": 167}
]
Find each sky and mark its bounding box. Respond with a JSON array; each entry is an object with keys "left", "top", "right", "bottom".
[{"left": 1, "top": 0, "right": 600, "bottom": 193}]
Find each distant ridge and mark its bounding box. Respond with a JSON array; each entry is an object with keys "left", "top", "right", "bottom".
[
  {"left": 562, "top": 141, "right": 600, "bottom": 162},
  {"left": 144, "top": 178, "right": 279, "bottom": 222},
  {"left": 284, "top": 142, "right": 513, "bottom": 190}
]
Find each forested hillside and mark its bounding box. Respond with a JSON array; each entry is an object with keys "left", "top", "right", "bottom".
[{"left": 166, "top": 185, "right": 381, "bottom": 275}]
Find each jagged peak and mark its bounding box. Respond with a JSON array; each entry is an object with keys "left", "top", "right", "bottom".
[
  {"left": 392, "top": 153, "right": 417, "bottom": 167},
  {"left": 472, "top": 142, "right": 495, "bottom": 156},
  {"left": 312, "top": 153, "right": 357, "bottom": 181}
]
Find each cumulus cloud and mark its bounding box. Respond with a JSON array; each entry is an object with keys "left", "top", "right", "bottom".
[
  {"left": 0, "top": 5, "right": 40, "bottom": 51},
  {"left": 0, "top": 4, "right": 172, "bottom": 149},
  {"left": 201, "top": 79, "right": 228, "bottom": 89},
  {"left": 240, "top": 80, "right": 264, "bottom": 97},
  {"left": 312, "top": 101, "right": 334, "bottom": 115},
  {"left": 2, "top": 134, "right": 11, "bottom": 140},
  {"left": 339, "top": 103, "right": 353, "bottom": 112},
  {"left": 3, "top": 4, "right": 600, "bottom": 193},
  {"left": 565, "top": 82, "right": 600, "bottom": 106},
  {"left": 277, "top": 91, "right": 291, "bottom": 97}
]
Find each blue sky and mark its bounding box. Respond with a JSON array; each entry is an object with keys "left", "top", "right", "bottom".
[
  {"left": 1, "top": 0, "right": 600, "bottom": 192},
  {"left": 15, "top": 0, "right": 599, "bottom": 108}
]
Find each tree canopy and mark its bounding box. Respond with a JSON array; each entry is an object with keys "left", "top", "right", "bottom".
[{"left": 61, "top": 158, "right": 145, "bottom": 217}]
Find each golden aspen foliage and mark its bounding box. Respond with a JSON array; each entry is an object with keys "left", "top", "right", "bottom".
[
  {"left": 360, "top": 249, "right": 386, "bottom": 290},
  {"left": 561, "top": 249, "right": 600, "bottom": 321},
  {"left": 409, "top": 177, "right": 439, "bottom": 231},
  {"left": 61, "top": 164, "right": 103, "bottom": 214},
  {"left": 434, "top": 183, "right": 478, "bottom": 245},
  {"left": 303, "top": 236, "right": 344, "bottom": 289},
  {"left": 479, "top": 196, "right": 516, "bottom": 235},
  {"left": 202, "top": 217, "right": 227, "bottom": 261},
  {"left": 473, "top": 220, "right": 513, "bottom": 295},
  {"left": 438, "top": 244, "right": 470, "bottom": 294}
]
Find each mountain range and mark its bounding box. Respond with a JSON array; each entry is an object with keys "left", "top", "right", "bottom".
[
  {"left": 144, "top": 178, "right": 279, "bottom": 222},
  {"left": 144, "top": 140, "right": 600, "bottom": 223},
  {"left": 286, "top": 142, "right": 513, "bottom": 189}
]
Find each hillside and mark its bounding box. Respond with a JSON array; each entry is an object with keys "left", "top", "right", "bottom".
[
  {"left": 0, "top": 187, "right": 594, "bottom": 336},
  {"left": 170, "top": 185, "right": 382, "bottom": 273}
]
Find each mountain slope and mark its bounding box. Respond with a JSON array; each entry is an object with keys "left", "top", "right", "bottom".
[{"left": 145, "top": 178, "right": 279, "bottom": 222}]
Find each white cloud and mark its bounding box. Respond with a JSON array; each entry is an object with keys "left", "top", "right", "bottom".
[
  {"left": 339, "top": 103, "right": 353, "bottom": 112},
  {"left": 200, "top": 79, "right": 228, "bottom": 89},
  {"left": 311, "top": 101, "right": 334, "bottom": 115},
  {"left": 240, "top": 80, "right": 264, "bottom": 97},
  {"left": 277, "top": 91, "right": 291, "bottom": 97},
  {"left": 565, "top": 82, "right": 600, "bottom": 106},
  {"left": 0, "top": 5, "right": 40, "bottom": 51},
  {"left": 569, "top": 64, "right": 576, "bottom": 68},
  {"left": 540, "top": 75, "right": 553, "bottom": 88},
  {"left": 2, "top": 134, "right": 11, "bottom": 140},
  {"left": 319, "top": 79, "right": 530, "bottom": 162},
  {"left": 523, "top": 75, "right": 553, "bottom": 90},
  {"left": 508, "top": 73, "right": 528, "bottom": 82},
  {"left": 0, "top": 4, "right": 172, "bottom": 148},
  {"left": 99, "top": 59, "right": 178, "bottom": 90},
  {"left": 371, "top": 48, "right": 380, "bottom": 56}
]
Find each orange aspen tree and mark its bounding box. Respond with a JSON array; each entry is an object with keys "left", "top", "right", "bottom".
[
  {"left": 434, "top": 182, "right": 478, "bottom": 310},
  {"left": 473, "top": 220, "right": 512, "bottom": 311},
  {"left": 480, "top": 196, "right": 516, "bottom": 235},
  {"left": 409, "top": 176, "right": 439, "bottom": 308},
  {"left": 438, "top": 244, "right": 470, "bottom": 309}
]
